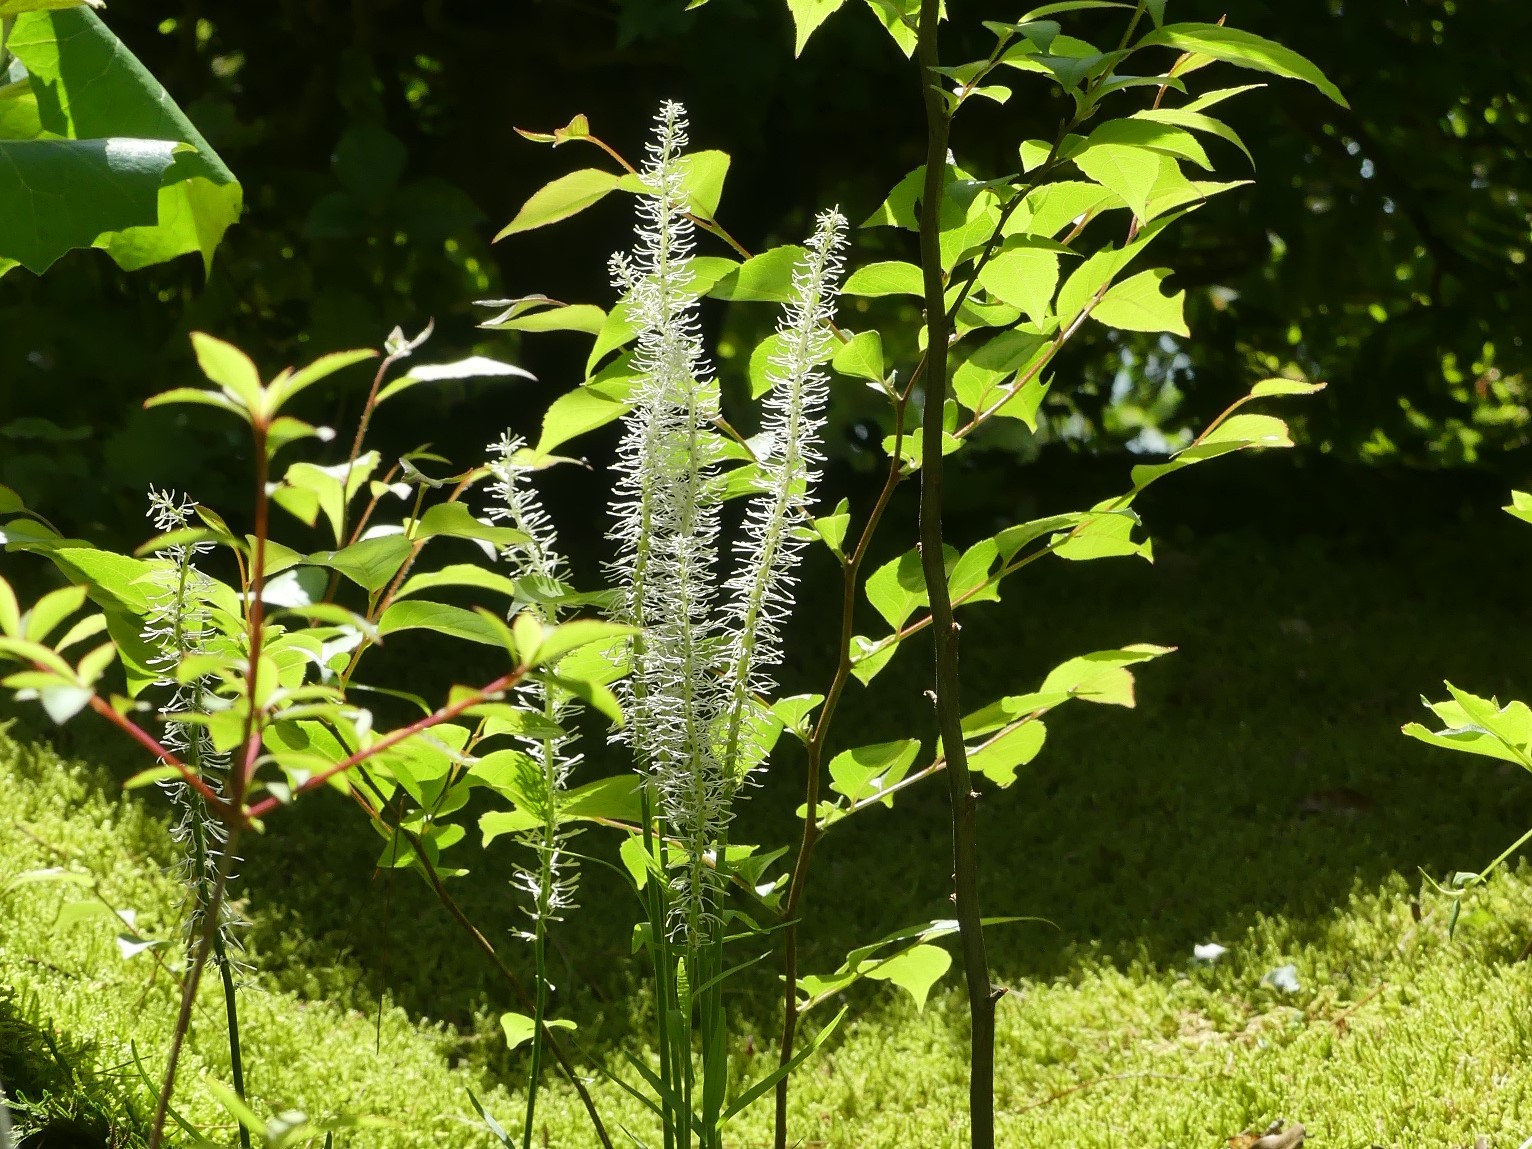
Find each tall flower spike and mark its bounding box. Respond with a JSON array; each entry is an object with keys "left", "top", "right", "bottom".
[
  {"left": 719, "top": 209, "right": 847, "bottom": 783},
  {"left": 487, "top": 435, "right": 583, "bottom": 929},
  {"left": 142, "top": 489, "right": 246, "bottom": 966},
  {"left": 604, "top": 101, "right": 729, "bottom": 939}
]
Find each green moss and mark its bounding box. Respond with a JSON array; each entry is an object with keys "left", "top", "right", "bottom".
[{"left": 5, "top": 505, "right": 1532, "bottom": 1146}]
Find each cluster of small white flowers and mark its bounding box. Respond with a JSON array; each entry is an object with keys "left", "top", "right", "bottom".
[
  {"left": 487, "top": 436, "right": 582, "bottom": 928},
  {"left": 606, "top": 104, "right": 846, "bottom": 943},
  {"left": 142, "top": 489, "right": 245, "bottom": 963},
  {"left": 606, "top": 101, "right": 731, "bottom": 938},
  {"left": 719, "top": 209, "right": 846, "bottom": 780}
]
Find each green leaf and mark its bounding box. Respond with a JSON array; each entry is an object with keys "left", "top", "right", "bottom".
[
  {"left": 1249, "top": 378, "right": 1325, "bottom": 398},
  {"left": 827, "top": 739, "right": 919, "bottom": 807},
  {"left": 813, "top": 498, "right": 850, "bottom": 558},
  {"left": 1074, "top": 142, "right": 1163, "bottom": 222},
  {"left": 536, "top": 377, "right": 634, "bottom": 456},
  {"left": 529, "top": 619, "right": 637, "bottom": 668},
  {"left": 787, "top": 0, "right": 845, "bottom": 55},
  {"left": 1084, "top": 118, "right": 1211, "bottom": 170},
  {"left": 189, "top": 332, "right": 263, "bottom": 413},
  {"left": 1006, "top": 180, "right": 1123, "bottom": 241},
  {"left": 864, "top": 549, "right": 925, "bottom": 629},
  {"left": 1091, "top": 267, "right": 1188, "bottom": 336},
  {"left": 862, "top": 165, "right": 925, "bottom": 230},
  {"left": 1053, "top": 499, "right": 1152, "bottom": 562},
  {"left": 306, "top": 535, "right": 414, "bottom": 593},
  {"left": 1505, "top": 491, "right": 1532, "bottom": 528},
  {"left": 976, "top": 246, "right": 1059, "bottom": 323},
  {"left": 1178, "top": 412, "right": 1292, "bottom": 460},
  {"left": 864, "top": 943, "right": 950, "bottom": 1011},
  {"left": 843, "top": 259, "right": 924, "bottom": 298},
  {"left": 747, "top": 332, "right": 789, "bottom": 399},
  {"left": 1405, "top": 684, "right": 1532, "bottom": 768},
  {"left": 772, "top": 693, "right": 824, "bottom": 741},
  {"left": 395, "top": 564, "right": 520, "bottom": 601},
  {"left": 1136, "top": 23, "right": 1347, "bottom": 107},
  {"left": 1133, "top": 107, "right": 1252, "bottom": 167},
  {"left": 377, "top": 354, "right": 536, "bottom": 405},
  {"left": 22, "top": 583, "right": 85, "bottom": 643},
  {"left": 948, "top": 538, "right": 999, "bottom": 603},
  {"left": 862, "top": 0, "right": 919, "bottom": 56},
  {"left": 500, "top": 1012, "right": 537, "bottom": 1051},
  {"left": 481, "top": 302, "right": 606, "bottom": 336},
  {"left": 6, "top": 8, "right": 241, "bottom": 273},
  {"left": 951, "top": 329, "right": 1048, "bottom": 422},
  {"left": 267, "top": 348, "right": 376, "bottom": 410},
  {"left": 417, "top": 502, "right": 529, "bottom": 548},
  {"left": 0, "top": 577, "right": 18, "bottom": 637},
  {"left": 679, "top": 149, "right": 730, "bottom": 218},
  {"left": 709, "top": 245, "right": 806, "bottom": 303},
  {"left": 0, "top": 138, "right": 182, "bottom": 274},
  {"left": 495, "top": 168, "right": 622, "bottom": 238},
  {"left": 969, "top": 720, "right": 1047, "bottom": 786},
  {"left": 831, "top": 330, "right": 885, "bottom": 382},
  {"left": 0, "top": 0, "right": 103, "bottom": 12},
  {"left": 377, "top": 600, "right": 507, "bottom": 647},
  {"left": 849, "top": 635, "right": 898, "bottom": 686},
  {"left": 1039, "top": 644, "right": 1174, "bottom": 706}
]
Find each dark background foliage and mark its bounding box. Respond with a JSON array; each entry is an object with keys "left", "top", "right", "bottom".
[{"left": 2, "top": 0, "right": 1528, "bottom": 537}]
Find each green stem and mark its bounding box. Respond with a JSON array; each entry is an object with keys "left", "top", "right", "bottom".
[
  {"left": 916, "top": 5, "right": 999, "bottom": 1149},
  {"left": 523, "top": 919, "right": 548, "bottom": 1149},
  {"left": 146, "top": 823, "right": 241, "bottom": 1149}
]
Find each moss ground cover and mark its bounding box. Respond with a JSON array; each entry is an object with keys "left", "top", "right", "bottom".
[{"left": 5, "top": 456, "right": 1532, "bottom": 1147}]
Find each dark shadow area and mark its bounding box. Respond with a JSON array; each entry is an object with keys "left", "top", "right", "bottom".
[{"left": 0, "top": 991, "right": 132, "bottom": 1149}]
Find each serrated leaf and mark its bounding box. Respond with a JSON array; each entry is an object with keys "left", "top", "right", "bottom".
[{"left": 787, "top": 0, "right": 846, "bottom": 55}]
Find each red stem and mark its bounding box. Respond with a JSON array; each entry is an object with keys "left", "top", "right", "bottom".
[
  {"left": 86, "top": 695, "right": 232, "bottom": 816},
  {"left": 244, "top": 664, "right": 528, "bottom": 819}
]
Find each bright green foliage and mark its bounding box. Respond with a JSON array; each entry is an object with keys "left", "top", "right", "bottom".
[
  {"left": 1404, "top": 490, "right": 1532, "bottom": 924},
  {"left": 0, "top": 5, "right": 242, "bottom": 275}
]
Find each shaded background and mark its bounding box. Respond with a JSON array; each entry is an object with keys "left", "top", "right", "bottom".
[{"left": 1, "top": 0, "right": 1528, "bottom": 537}]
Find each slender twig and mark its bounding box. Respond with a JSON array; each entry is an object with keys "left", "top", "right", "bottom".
[
  {"left": 244, "top": 663, "right": 530, "bottom": 819},
  {"left": 84, "top": 697, "right": 230, "bottom": 815},
  {"left": 145, "top": 823, "right": 241, "bottom": 1149},
  {"left": 238, "top": 422, "right": 272, "bottom": 796},
  {"left": 772, "top": 385, "right": 909, "bottom": 1149},
  {"left": 916, "top": 6, "right": 1001, "bottom": 1149}
]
